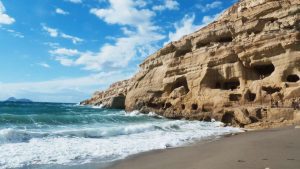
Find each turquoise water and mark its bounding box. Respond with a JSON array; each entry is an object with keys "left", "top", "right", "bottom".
[{"left": 0, "top": 102, "right": 241, "bottom": 169}]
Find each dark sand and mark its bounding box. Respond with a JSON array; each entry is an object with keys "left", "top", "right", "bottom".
[{"left": 105, "top": 126, "right": 300, "bottom": 169}]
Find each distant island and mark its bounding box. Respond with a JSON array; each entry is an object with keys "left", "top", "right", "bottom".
[{"left": 4, "top": 97, "right": 33, "bottom": 103}]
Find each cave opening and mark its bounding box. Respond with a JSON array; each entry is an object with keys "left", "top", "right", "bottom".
[
  {"left": 218, "top": 36, "right": 233, "bottom": 43},
  {"left": 262, "top": 86, "right": 281, "bottom": 94},
  {"left": 286, "top": 74, "right": 299, "bottom": 82},
  {"left": 252, "top": 63, "right": 275, "bottom": 78},
  {"left": 169, "top": 76, "right": 190, "bottom": 93},
  {"left": 147, "top": 102, "right": 163, "bottom": 109},
  {"left": 213, "top": 78, "right": 240, "bottom": 90},
  {"left": 191, "top": 104, "right": 198, "bottom": 110},
  {"left": 229, "top": 94, "right": 242, "bottom": 101},
  {"left": 181, "top": 104, "right": 185, "bottom": 110},
  {"left": 221, "top": 112, "right": 235, "bottom": 124},
  {"left": 223, "top": 78, "right": 240, "bottom": 90},
  {"left": 246, "top": 91, "right": 256, "bottom": 102},
  {"left": 196, "top": 42, "right": 210, "bottom": 49},
  {"left": 164, "top": 102, "right": 172, "bottom": 109},
  {"left": 174, "top": 48, "right": 192, "bottom": 57},
  {"left": 215, "top": 82, "right": 221, "bottom": 89}
]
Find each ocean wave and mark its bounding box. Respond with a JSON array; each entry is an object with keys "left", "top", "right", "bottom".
[
  {"left": 0, "top": 120, "right": 242, "bottom": 168},
  {"left": 0, "top": 103, "right": 243, "bottom": 168},
  {"left": 0, "top": 120, "right": 212, "bottom": 143},
  {"left": 0, "top": 128, "right": 47, "bottom": 144}
]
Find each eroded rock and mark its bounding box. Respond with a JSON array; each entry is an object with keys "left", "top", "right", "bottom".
[{"left": 82, "top": 0, "right": 300, "bottom": 128}]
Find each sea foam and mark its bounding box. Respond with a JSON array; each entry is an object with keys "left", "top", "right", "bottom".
[
  {"left": 0, "top": 103, "right": 242, "bottom": 168},
  {"left": 0, "top": 120, "right": 242, "bottom": 168}
]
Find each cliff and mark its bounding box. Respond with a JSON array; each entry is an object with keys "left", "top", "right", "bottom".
[{"left": 82, "top": 0, "right": 300, "bottom": 128}]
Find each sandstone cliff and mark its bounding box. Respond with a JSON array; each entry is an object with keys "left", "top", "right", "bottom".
[{"left": 82, "top": 0, "right": 300, "bottom": 128}]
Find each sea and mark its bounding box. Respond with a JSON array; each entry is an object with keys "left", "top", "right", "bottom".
[{"left": 0, "top": 102, "right": 242, "bottom": 169}]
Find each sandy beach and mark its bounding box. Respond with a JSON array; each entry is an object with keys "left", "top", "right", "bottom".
[{"left": 106, "top": 126, "right": 300, "bottom": 169}]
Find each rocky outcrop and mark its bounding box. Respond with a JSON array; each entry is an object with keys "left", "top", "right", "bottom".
[
  {"left": 81, "top": 80, "right": 131, "bottom": 109},
  {"left": 82, "top": 0, "right": 300, "bottom": 127}
]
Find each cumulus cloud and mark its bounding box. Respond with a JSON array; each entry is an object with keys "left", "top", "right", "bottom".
[
  {"left": 196, "top": 1, "right": 222, "bottom": 12},
  {"left": 166, "top": 12, "right": 223, "bottom": 44},
  {"left": 90, "top": 0, "right": 155, "bottom": 27},
  {"left": 152, "top": 0, "right": 179, "bottom": 11},
  {"left": 53, "top": 0, "right": 165, "bottom": 71},
  {"left": 55, "top": 8, "right": 69, "bottom": 15},
  {"left": 0, "top": 1, "right": 15, "bottom": 25},
  {"left": 166, "top": 14, "right": 199, "bottom": 43},
  {"left": 49, "top": 48, "right": 80, "bottom": 66},
  {"left": 42, "top": 25, "right": 83, "bottom": 44}
]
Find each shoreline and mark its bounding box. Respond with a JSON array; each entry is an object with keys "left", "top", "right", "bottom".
[{"left": 104, "top": 125, "right": 300, "bottom": 169}]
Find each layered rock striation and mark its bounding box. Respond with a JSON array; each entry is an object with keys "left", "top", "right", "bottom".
[{"left": 82, "top": 0, "right": 300, "bottom": 127}]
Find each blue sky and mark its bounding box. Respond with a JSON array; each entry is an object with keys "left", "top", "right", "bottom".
[{"left": 0, "top": 0, "right": 236, "bottom": 103}]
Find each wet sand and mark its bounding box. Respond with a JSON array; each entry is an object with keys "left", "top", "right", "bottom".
[{"left": 105, "top": 126, "right": 300, "bottom": 169}]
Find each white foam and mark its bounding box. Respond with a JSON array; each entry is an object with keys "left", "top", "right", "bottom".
[
  {"left": 91, "top": 104, "right": 104, "bottom": 109},
  {"left": 125, "top": 111, "right": 163, "bottom": 118},
  {"left": 0, "top": 120, "right": 242, "bottom": 168}
]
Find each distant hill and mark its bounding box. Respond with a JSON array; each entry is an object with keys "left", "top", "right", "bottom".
[{"left": 4, "top": 97, "right": 33, "bottom": 103}]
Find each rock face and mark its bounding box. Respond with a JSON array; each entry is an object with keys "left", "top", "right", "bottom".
[
  {"left": 81, "top": 80, "right": 131, "bottom": 109},
  {"left": 82, "top": 0, "right": 300, "bottom": 127}
]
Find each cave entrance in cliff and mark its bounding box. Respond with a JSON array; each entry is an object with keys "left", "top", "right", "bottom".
[
  {"left": 213, "top": 79, "right": 240, "bottom": 90},
  {"left": 245, "top": 91, "right": 256, "bottom": 102},
  {"left": 287, "top": 74, "right": 299, "bottom": 82},
  {"left": 221, "top": 112, "right": 235, "bottom": 125},
  {"left": 191, "top": 104, "right": 198, "bottom": 110},
  {"left": 262, "top": 86, "right": 281, "bottom": 95},
  {"left": 229, "top": 94, "right": 242, "bottom": 102},
  {"left": 218, "top": 36, "right": 233, "bottom": 43},
  {"left": 223, "top": 78, "right": 240, "bottom": 90},
  {"left": 169, "top": 76, "right": 190, "bottom": 94},
  {"left": 196, "top": 42, "right": 210, "bottom": 49},
  {"left": 175, "top": 48, "right": 192, "bottom": 57},
  {"left": 252, "top": 63, "right": 275, "bottom": 78}
]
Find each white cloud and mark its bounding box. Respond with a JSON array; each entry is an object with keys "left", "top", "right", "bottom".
[
  {"left": 0, "top": 1, "right": 15, "bottom": 25},
  {"left": 166, "top": 14, "right": 199, "bottom": 44},
  {"left": 166, "top": 12, "right": 222, "bottom": 44},
  {"left": 153, "top": 0, "right": 179, "bottom": 11},
  {"left": 53, "top": 0, "right": 165, "bottom": 71},
  {"left": 65, "top": 0, "right": 82, "bottom": 4},
  {"left": 55, "top": 8, "right": 69, "bottom": 15},
  {"left": 90, "top": 0, "right": 155, "bottom": 27},
  {"left": 49, "top": 48, "right": 80, "bottom": 66},
  {"left": 196, "top": 1, "right": 222, "bottom": 12},
  {"left": 42, "top": 25, "right": 59, "bottom": 37},
  {"left": 0, "top": 27, "right": 24, "bottom": 38},
  {"left": 135, "top": 0, "right": 147, "bottom": 7},
  {"left": 42, "top": 25, "right": 83, "bottom": 44},
  {"left": 61, "top": 33, "right": 83, "bottom": 44},
  {"left": 50, "top": 48, "right": 80, "bottom": 56},
  {"left": 38, "top": 63, "right": 50, "bottom": 68}
]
